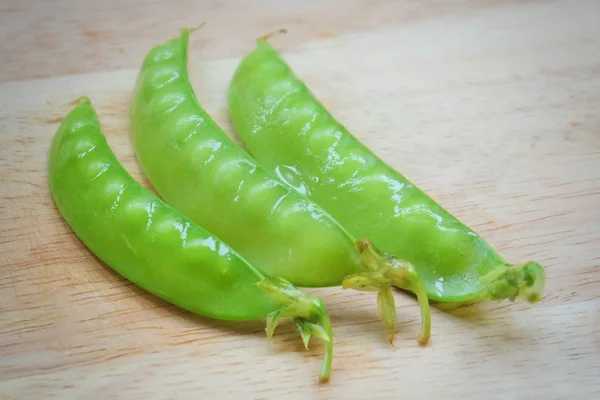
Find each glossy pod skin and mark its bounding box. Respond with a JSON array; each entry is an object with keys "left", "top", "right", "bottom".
[
  {"left": 129, "top": 30, "right": 430, "bottom": 344},
  {"left": 49, "top": 98, "right": 334, "bottom": 381},
  {"left": 228, "top": 38, "right": 546, "bottom": 304}
]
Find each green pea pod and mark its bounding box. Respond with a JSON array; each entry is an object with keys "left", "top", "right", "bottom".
[
  {"left": 129, "top": 29, "right": 431, "bottom": 345},
  {"left": 227, "top": 38, "right": 546, "bottom": 304},
  {"left": 49, "top": 97, "right": 334, "bottom": 381}
]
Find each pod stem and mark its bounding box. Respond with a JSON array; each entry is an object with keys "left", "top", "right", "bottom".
[
  {"left": 261, "top": 28, "right": 288, "bottom": 40},
  {"left": 257, "top": 277, "right": 333, "bottom": 382},
  {"left": 479, "top": 261, "right": 546, "bottom": 303},
  {"left": 342, "top": 239, "right": 431, "bottom": 345}
]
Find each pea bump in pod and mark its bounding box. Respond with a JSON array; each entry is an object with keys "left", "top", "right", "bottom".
[
  {"left": 227, "top": 36, "right": 546, "bottom": 306},
  {"left": 48, "top": 97, "right": 334, "bottom": 382},
  {"left": 129, "top": 29, "right": 431, "bottom": 345}
]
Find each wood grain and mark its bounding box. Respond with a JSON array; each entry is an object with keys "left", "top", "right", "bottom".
[{"left": 1, "top": 0, "right": 599, "bottom": 398}]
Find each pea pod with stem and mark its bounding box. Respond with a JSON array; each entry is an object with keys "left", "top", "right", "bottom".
[
  {"left": 129, "top": 29, "right": 431, "bottom": 345},
  {"left": 49, "top": 97, "right": 334, "bottom": 381},
  {"left": 227, "top": 36, "right": 546, "bottom": 305}
]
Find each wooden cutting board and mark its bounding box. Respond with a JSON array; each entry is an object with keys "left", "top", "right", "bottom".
[{"left": 1, "top": 0, "right": 599, "bottom": 398}]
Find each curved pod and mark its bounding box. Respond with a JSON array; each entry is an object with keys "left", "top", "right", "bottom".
[
  {"left": 49, "top": 98, "right": 333, "bottom": 381},
  {"left": 129, "top": 30, "right": 430, "bottom": 344},
  {"left": 228, "top": 38, "right": 546, "bottom": 304}
]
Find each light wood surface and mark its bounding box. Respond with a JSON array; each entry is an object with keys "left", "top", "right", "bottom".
[{"left": 1, "top": 0, "right": 599, "bottom": 398}]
